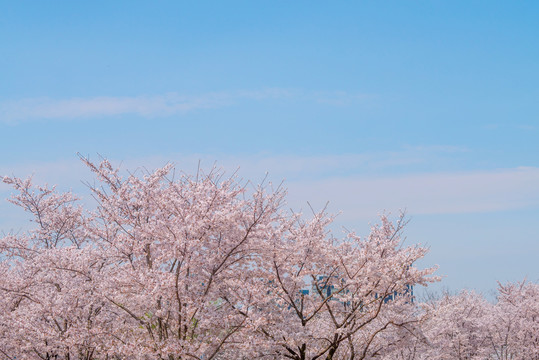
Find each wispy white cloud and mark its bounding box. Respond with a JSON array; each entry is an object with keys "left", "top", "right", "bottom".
[
  {"left": 313, "top": 91, "right": 374, "bottom": 106},
  {"left": 286, "top": 167, "right": 539, "bottom": 220},
  {"left": 0, "top": 89, "right": 369, "bottom": 123},
  {"left": 516, "top": 124, "right": 536, "bottom": 131},
  {"left": 483, "top": 123, "right": 537, "bottom": 131}
]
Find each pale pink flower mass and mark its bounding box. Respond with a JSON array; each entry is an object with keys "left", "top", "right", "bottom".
[{"left": 0, "top": 157, "right": 536, "bottom": 359}]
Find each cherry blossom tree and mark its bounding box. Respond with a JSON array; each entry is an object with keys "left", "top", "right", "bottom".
[
  {"left": 0, "top": 176, "right": 100, "bottom": 359},
  {"left": 420, "top": 290, "right": 491, "bottom": 360},
  {"left": 252, "top": 214, "right": 438, "bottom": 359},
  {"left": 382, "top": 282, "right": 539, "bottom": 360},
  {"left": 484, "top": 281, "right": 539, "bottom": 360},
  {"left": 0, "top": 157, "right": 439, "bottom": 359}
]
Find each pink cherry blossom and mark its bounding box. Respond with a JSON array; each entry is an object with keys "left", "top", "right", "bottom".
[{"left": 2, "top": 156, "right": 533, "bottom": 359}]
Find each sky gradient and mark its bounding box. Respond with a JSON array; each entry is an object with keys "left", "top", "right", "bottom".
[{"left": 1, "top": 1, "right": 538, "bottom": 298}]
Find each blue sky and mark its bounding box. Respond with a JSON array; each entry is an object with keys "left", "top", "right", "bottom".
[{"left": 1, "top": 1, "right": 538, "bottom": 297}]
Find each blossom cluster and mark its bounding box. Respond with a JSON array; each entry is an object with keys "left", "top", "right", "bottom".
[{"left": 0, "top": 158, "right": 534, "bottom": 360}]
